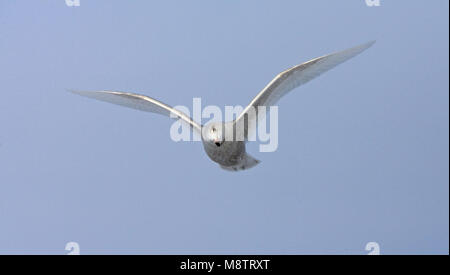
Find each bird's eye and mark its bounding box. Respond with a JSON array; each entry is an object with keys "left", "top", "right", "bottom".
[{"left": 211, "top": 127, "right": 216, "bottom": 133}]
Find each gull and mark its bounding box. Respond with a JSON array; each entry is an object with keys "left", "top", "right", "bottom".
[{"left": 71, "top": 41, "right": 375, "bottom": 171}]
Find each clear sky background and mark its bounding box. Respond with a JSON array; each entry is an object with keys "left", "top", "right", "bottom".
[{"left": 0, "top": 1, "right": 448, "bottom": 255}]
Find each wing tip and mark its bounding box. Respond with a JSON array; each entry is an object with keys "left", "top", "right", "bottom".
[
  {"left": 355, "top": 40, "right": 376, "bottom": 52},
  {"left": 68, "top": 89, "right": 110, "bottom": 97},
  {"left": 67, "top": 89, "right": 88, "bottom": 96},
  {"left": 364, "top": 40, "right": 376, "bottom": 48},
  {"left": 337, "top": 40, "right": 375, "bottom": 60}
]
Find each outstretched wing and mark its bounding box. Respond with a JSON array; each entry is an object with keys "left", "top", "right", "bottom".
[
  {"left": 70, "top": 90, "right": 202, "bottom": 133},
  {"left": 236, "top": 41, "right": 375, "bottom": 139}
]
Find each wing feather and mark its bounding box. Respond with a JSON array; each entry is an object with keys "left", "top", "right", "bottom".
[
  {"left": 237, "top": 41, "right": 375, "bottom": 138},
  {"left": 70, "top": 90, "right": 202, "bottom": 133}
]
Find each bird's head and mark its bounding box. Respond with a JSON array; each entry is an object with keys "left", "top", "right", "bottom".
[{"left": 202, "top": 122, "right": 225, "bottom": 147}]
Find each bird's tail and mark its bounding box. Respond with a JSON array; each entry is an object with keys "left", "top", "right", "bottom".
[{"left": 220, "top": 153, "right": 260, "bottom": 171}]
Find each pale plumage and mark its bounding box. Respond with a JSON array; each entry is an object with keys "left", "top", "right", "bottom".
[{"left": 71, "top": 41, "right": 374, "bottom": 171}]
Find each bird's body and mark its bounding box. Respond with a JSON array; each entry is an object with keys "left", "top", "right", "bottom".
[
  {"left": 203, "top": 140, "right": 248, "bottom": 169},
  {"left": 201, "top": 122, "right": 259, "bottom": 171},
  {"left": 71, "top": 41, "right": 374, "bottom": 171}
]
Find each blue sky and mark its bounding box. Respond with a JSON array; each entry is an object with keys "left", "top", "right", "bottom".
[{"left": 0, "top": 1, "right": 448, "bottom": 254}]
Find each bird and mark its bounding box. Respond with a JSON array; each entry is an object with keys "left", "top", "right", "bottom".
[{"left": 70, "top": 41, "right": 375, "bottom": 171}]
